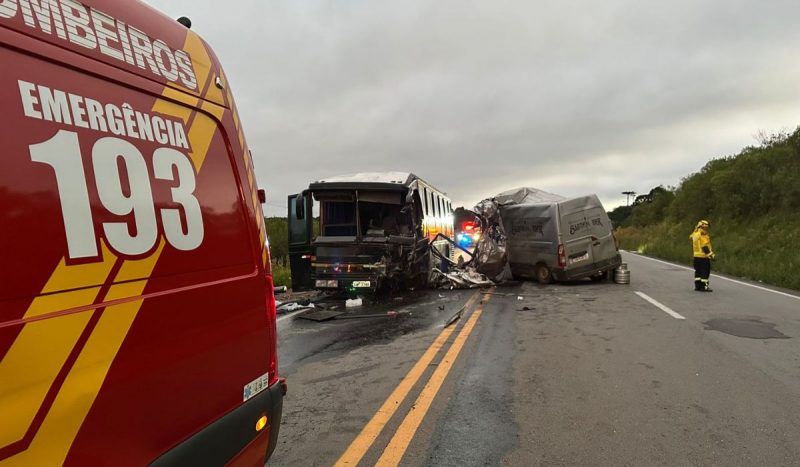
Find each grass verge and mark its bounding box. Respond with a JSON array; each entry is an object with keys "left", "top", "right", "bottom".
[{"left": 615, "top": 215, "right": 800, "bottom": 291}]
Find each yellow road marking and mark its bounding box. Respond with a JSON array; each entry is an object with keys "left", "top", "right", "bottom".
[
  {"left": 334, "top": 291, "right": 483, "bottom": 467},
  {"left": 375, "top": 293, "right": 492, "bottom": 467}
]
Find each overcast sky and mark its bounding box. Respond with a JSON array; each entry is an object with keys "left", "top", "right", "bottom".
[{"left": 144, "top": 0, "right": 800, "bottom": 216}]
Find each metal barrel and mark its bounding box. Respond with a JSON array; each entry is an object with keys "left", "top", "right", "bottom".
[{"left": 614, "top": 264, "right": 631, "bottom": 284}]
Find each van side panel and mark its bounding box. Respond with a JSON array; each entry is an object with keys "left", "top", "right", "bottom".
[{"left": 501, "top": 203, "right": 558, "bottom": 278}]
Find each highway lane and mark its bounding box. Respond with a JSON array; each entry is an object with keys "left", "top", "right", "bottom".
[{"left": 269, "top": 252, "right": 800, "bottom": 466}]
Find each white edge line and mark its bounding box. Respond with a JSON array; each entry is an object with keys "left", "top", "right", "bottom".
[
  {"left": 635, "top": 291, "right": 686, "bottom": 320},
  {"left": 624, "top": 251, "right": 800, "bottom": 302},
  {"left": 277, "top": 308, "right": 310, "bottom": 323}
]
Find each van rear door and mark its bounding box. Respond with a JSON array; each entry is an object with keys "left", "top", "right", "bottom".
[
  {"left": 558, "top": 199, "right": 596, "bottom": 273},
  {"left": 584, "top": 205, "right": 618, "bottom": 265}
]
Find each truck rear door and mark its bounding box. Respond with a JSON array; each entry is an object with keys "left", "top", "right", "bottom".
[{"left": 288, "top": 192, "right": 313, "bottom": 290}]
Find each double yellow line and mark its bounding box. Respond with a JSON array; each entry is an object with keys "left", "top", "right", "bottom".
[{"left": 335, "top": 290, "right": 492, "bottom": 467}]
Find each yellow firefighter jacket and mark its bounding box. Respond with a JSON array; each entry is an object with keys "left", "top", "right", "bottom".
[{"left": 690, "top": 229, "right": 714, "bottom": 258}]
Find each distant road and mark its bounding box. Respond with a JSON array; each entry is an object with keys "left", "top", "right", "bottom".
[{"left": 270, "top": 251, "right": 800, "bottom": 466}]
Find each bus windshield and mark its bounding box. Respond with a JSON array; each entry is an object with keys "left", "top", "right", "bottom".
[{"left": 317, "top": 190, "right": 413, "bottom": 238}]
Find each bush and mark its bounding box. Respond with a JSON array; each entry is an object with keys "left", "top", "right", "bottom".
[
  {"left": 617, "top": 216, "right": 800, "bottom": 290},
  {"left": 272, "top": 262, "right": 292, "bottom": 288}
]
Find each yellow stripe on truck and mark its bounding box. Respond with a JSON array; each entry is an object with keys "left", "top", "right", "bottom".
[
  {"left": 186, "top": 101, "right": 225, "bottom": 171},
  {"left": 0, "top": 244, "right": 117, "bottom": 450},
  {"left": 182, "top": 32, "right": 212, "bottom": 102},
  {"left": 1, "top": 32, "right": 217, "bottom": 465},
  {"left": 3, "top": 242, "right": 164, "bottom": 467}
]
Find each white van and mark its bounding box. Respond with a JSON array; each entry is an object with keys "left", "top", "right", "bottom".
[{"left": 500, "top": 193, "right": 621, "bottom": 283}]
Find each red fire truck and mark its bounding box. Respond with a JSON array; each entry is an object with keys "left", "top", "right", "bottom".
[{"left": 0, "top": 0, "right": 283, "bottom": 464}]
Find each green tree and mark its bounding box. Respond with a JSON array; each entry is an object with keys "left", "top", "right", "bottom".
[{"left": 265, "top": 217, "right": 288, "bottom": 265}]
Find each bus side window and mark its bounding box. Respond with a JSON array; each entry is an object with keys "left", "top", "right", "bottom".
[
  {"left": 431, "top": 193, "right": 437, "bottom": 226},
  {"left": 423, "top": 187, "right": 429, "bottom": 218}
]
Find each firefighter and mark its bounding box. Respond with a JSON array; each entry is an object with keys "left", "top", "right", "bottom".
[{"left": 690, "top": 220, "right": 715, "bottom": 291}]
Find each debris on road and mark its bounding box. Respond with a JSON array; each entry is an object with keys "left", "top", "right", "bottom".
[
  {"left": 444, "top": 306, "right": 465, "bottom": 327},
  {"left": 345, "top": 298, "right": 364, "bottom": 308},
  {"left": 297, "top": 309, "right": 345, "bottom": 322},
  {"left": 336, "top": 310, "right": 411, "bottom": 320},
  {"left": 277, "top": 302, "right": 315, "bottom": 313},
  {"left": 481, "top": 291, "right": 540, "bottom": 298},
  {"left": 433, "top": 266, "right": 494, "bottom": 289}
]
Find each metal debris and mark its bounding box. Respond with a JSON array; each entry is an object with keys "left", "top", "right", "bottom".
[
  {"left": 433, "top": 266, "right": 494, "bottom": 289},
  {"left": 444, "top": 306, "right": 465, "bottom": 327}
]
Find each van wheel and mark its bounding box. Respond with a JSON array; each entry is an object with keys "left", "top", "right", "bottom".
[
  {"left": 534, "top": 263, "right": 553, "bottom": 284},
  {"left": 590, "top": 273, "right": 605, "bottom": 282}
]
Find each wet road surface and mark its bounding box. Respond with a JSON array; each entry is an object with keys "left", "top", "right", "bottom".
[{"left": 269, "top": 252, "right": 800, "bottom": 466}]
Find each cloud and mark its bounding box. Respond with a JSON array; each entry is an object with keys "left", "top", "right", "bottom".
[{"left": 144, "top": 0, "right": 800, "bottom": 214}]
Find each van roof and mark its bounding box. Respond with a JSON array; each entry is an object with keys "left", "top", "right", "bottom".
[{"left": 493, "top": 187, "right": 566, "bottom": 205}]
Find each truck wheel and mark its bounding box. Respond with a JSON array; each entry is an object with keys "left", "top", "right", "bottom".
[{"left": 534, "top": 263, "right": 553, "bottom": 284}]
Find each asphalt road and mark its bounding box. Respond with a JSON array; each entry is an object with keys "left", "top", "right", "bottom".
[{"left": 269, "top": 251, "right": 800, "bottom": 466}]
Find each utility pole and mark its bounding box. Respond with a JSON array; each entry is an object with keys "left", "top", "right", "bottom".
[{"left": 621, "top": 191, "right": 636, "bottom": 206}]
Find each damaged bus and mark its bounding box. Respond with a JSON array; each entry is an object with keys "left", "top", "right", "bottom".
[{"left": 288, "top": 172, "right": 454, "bottom": 292}]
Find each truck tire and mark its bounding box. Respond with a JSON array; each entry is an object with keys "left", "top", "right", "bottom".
[{"left": 534, "top": 263, "right": 553, "bottom": 284}]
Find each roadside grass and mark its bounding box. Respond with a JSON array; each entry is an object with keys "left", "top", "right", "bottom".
[
  {"left": 616, "top": 214, "right": 800, "bottom": 291},
  {"left": 271, "top": 262, "right": 292, "bottom": 288}
]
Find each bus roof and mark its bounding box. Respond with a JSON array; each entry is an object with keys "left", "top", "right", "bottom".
[
  {"left": 313, "top": 172, "right": 413, "bottom": 185},
  {"left": 309, "top": 172, "right": 448, "bottom": 196}
]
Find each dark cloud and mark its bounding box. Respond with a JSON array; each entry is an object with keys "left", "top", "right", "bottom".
[{"left": 144, "top": 0, "right": 800, "bottom": 214}]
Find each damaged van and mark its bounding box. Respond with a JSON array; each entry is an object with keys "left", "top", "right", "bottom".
[
  {"left": 288, "top": 172, "right": 454, "bottom": 292},
  {"left": 467, "top": 187, "right": 621, "bottom": 284}
]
